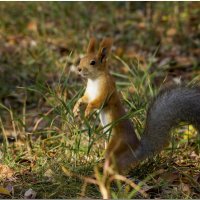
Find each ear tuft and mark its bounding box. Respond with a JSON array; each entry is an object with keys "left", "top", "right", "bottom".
[
  {"left": 99, "top": 38, "right": 113, "bottom": 52},
  {"left": 98, "top": 38, "right": 113, "bottom": 62},
  {"left": 87, "top": 37, "right": 96, "bottom": 54}
]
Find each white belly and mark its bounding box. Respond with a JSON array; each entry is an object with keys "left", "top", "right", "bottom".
[{"left": 99, "top": 110, "right": 112, "bottom": 133}]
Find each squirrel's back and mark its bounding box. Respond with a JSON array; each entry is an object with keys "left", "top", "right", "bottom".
[{"left": 133, "top": 86, "right": 200, "bottom": 163}]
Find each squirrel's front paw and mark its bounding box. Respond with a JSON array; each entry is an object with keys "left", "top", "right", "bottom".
[{"left": 85, "top": 106, "right": 92, "bottom": 117}]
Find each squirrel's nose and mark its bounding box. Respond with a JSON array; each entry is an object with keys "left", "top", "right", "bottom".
[{"left": 78, "top": 67, "right": 82, "bottom": 72}]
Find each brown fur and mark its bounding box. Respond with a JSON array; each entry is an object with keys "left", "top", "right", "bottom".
[{"left": 73, "top": 38, "right": 140, "bottom": 172}]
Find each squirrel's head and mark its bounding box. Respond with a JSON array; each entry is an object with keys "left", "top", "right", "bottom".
[{"left": 77, "top": 37, "right": 112, "bottom": 79}]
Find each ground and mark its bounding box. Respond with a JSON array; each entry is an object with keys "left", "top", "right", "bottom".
[{"left": 0, "top": 2, "right": 200, "bottom": 199}]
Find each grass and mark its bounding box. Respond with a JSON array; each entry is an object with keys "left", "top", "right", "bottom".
[{"left": 0, "top": 1, "right": 200, "bottom": 199}]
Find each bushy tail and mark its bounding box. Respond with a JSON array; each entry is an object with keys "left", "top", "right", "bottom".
[{"left": 137, "top": 86, "right": 200, "bottom": 161}]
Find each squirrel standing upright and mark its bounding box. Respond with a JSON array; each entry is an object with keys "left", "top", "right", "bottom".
[{"left": 73, "top": 37, "right": 200, "bottom": 172}]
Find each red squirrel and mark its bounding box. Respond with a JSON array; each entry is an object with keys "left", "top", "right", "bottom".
[{"left": 73, "top": 37, "right": 200, "bottom": 172}]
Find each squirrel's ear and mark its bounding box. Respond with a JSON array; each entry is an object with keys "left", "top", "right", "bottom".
[
  {"left": 97, "top": 38, "right": 112, "bottom": 63},
  {"left": 87, "top": 37, "right": 96, "bottom": 54}
]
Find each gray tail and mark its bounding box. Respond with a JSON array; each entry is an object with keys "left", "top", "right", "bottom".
[{"left": 137, "top": 86, "right": 200, "bottom": 161}]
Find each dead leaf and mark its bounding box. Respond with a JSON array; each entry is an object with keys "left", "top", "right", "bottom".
[
  {"left": 138, "top": 22, "right": 146, "bottom": 30},
  {"left": 158, "top": 171, "right": 180, "bottom": 184},
  {"left": 0, "top": 164, "right": 14, "bottom": 179},
  {"left": 27, "top": 20, "right": 38, "bottom": 32},
  {"left": 115, "top": 47, "right": 124, "bottom": 57},
  {"left": 128, "top": 86, "right": 135, "bottom": 94},
  {"left": 189, "top": 151, "right": 200, "bottom": 160},
  {"left": 44, "top": 169, "right": 54, "bottom": 178},
  {"left": 167, "top": 28, "right": 177, "bottom": 37},
  {"left": 24, "top": 188, "right": 37, "bottom": 199},
  {"left": 0, "top": 186, "right": 11, "bottom": 196},
  {"left": 175, "top": 56, "right": 193, "bottom": 67},
  {"left": 61, "top": 166, "right": 72, "bottom": 177},
  {"left": 195, "top": 173, "right": 200, "bottom": 183},
  {"left": 179, "top": 183, "right": 191, "bottom": 195}
]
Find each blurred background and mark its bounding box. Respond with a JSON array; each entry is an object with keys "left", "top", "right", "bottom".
[
  {"left": 0, "top": 2, "right": 199, "bottom": 114},
  {"left": 0, "top": 2, "right": 200, "bottom": 198}
]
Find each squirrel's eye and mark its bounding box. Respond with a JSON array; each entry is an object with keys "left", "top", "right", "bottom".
[{"left": 90, "top": 60, "right": 96, "bottom": 65}]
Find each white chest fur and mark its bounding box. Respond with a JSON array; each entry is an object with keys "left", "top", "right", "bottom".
[
  {"left": 86, "top": 78, "right": 112, "bottom": 132},
  {"left": 86, "top": 78, "right": 101, "bottom": 102}
]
